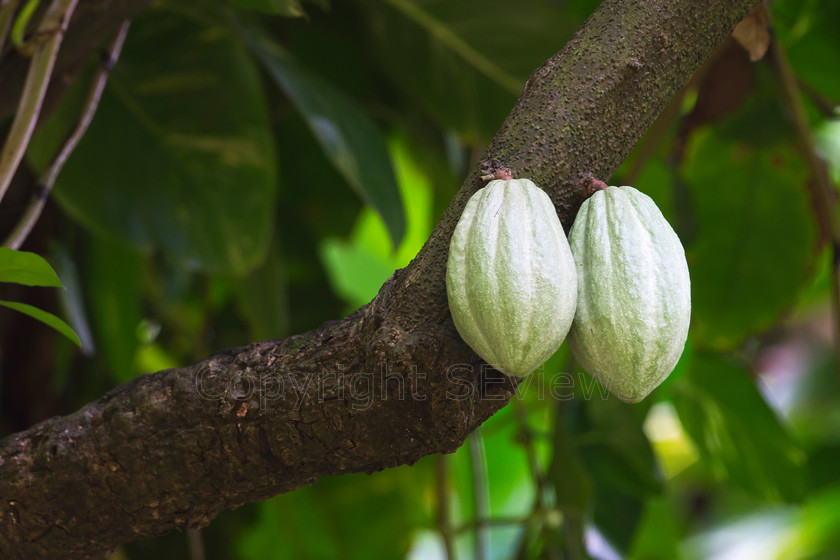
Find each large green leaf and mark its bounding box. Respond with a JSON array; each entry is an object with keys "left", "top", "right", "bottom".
[
  {"left": 0, "top": 300, "right": 81, "bottom": 347},
  {"left": 777, "top": 484, "right": 840, "bottom": 557},
  {"left": 683, "top": 129, "right": 818, "bottom": 349},
  {"left": 29, "top": 10, "right": 277, "bottom": 274},
  {"left": 232, "top": 233, "right": 290, "bottom": 341},
  {"left": 0, "top": 247, "right": 63, "bottom": 287},
  {"left": 319, "top": 133, "right": 433, "bottom": 309},
  {"left": 235, "top": 20, "right": 405, "bottom": 247},
  {"left": 237, "top": 469, "right": 417, "bottom": 560},
  {"left": 86, "top": 235, "right": 145, "bottom": 382},
  {"left": 50, "top": 246, "right": 96, "bottom": 354},
  {"left": 772, "top": 0, "right": 840, "bottom": 103},
  {"left": 673, "top": 354, "right": 806, "bottom": 502},
  {"left": 574, "top": 398, "right": 662, "bottom": 552},
  {"left": 628, "top": 498, "right": 680, "bottom": 560},
  {"left": 361, "top": 0, "right": 596, "bottom": 142}
]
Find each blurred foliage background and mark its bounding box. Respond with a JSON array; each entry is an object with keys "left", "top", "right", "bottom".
[{"left": 1, "top": 0, "right": 840, "bottom": 558}]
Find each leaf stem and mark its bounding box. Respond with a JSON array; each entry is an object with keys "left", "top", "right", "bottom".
[
  {"left": 468, "top": 429, "right": 489, "bottom": 560},
  {"left": 770, "top": 36, "right": 840, "bottom": 383},
  {"left": 0, "top": 0, "right": 78, "bottom": 204},
  {"left": 0, "top": 0, "right": 20, "bottom": 55},
  {"left": 512, "top": 400, "right": 563, "bottom": 560},
  {"left": 187, "top": 528, "right": 205, "bottom": 560},
  {"left": 3, "top": 20, "right": 130, "bottom": 250},
  {"left": 436, "top": 454, "right": 457, "bottom": 560},
  {"left": 452, "top": 508, "right": 563, "bottom": 535},
  {"left": 10, "top": 0, "right": 39, "bottom": 50}
]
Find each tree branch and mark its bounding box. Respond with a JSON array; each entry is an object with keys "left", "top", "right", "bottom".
[
  {"left": 0, "top": 0, "right": 150, "bottom": 121},
  {"left": 0, "top": 0, "right": 757, "bottom": 557},
  {"left": 3, "top": 19, "right": 130, "bottom": 249},
  {"left": 0, "top": 0, "right": 79, "bottom": 203}
]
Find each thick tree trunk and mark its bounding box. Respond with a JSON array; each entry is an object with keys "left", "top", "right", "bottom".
[{"left": 0, "top": 0, "right": 757, "bottom": 557}]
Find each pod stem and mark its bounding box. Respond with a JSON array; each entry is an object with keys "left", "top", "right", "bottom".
[
  {"left": 576, "top": 173, "right": 609, "bottom": 196},
  {"left": 479, "top": 158, "right": 514, "bottom": 181}
]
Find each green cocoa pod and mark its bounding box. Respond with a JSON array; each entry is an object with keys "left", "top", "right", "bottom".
[
  {"left": 568, "top": 186, "right": 691, "bottom": 402},
  {"left": 446, "top": 178, "right": 578, "bottom": 376}
]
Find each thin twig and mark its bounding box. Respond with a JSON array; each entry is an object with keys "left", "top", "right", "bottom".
[
  {"left": 0, "top": 0, "right": 20, "bottom": 55},
  {"left": 513, "top": 400, "right": 546, "bottom": 499},
  {"left": 511, "top": 401, "right": 542, "bottom": 559},
  {"left": 452, "top": 508, "right": 563, "bottom": 536},
  {"left": 3, "top": 19, "right": 130, "bottom": 249},
  {"left": 511, "top": 400, "right": 562, "bottom": 560},
  {"left": 436, "top": 454, "right": 456, "bottom": 560},
  {"left": 0, "top": 0, "right": 79, "bottom": 203},
  {"left": 798, "top": 78, "right": 838, "bottom": 118},
  {"left": 468, "top": 429, "right": 489, "bottom": 560},
  {"left": 187, "top": 528, "right": 205, "bottom": 560},
  {"left": 10, "top": 0, "right": 39, "bottom": 52},
  {"left": 770, "top": 37, "right": 840, "bottom": 384}
]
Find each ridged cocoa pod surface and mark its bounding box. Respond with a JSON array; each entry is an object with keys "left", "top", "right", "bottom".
[
  {"left": 568, "top": 186, "right": 691, "bottom": 402},
  {"left": 446, "top": 179, "right": 578, "bottom": 376}
]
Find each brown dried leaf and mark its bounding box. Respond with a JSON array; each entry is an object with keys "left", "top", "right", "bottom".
[{"left": 732, "top": 1, "right": 771, "bottom": 61}]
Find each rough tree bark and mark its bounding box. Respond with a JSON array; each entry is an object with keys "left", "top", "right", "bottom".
[{"left": 0, "top": 0, "right": 757, "bottom": 557}]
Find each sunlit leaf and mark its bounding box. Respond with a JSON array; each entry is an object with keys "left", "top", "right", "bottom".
[
  {"left": 0, "top": 300, "right": 81, "bottom": 347},
  {"left": 0, "top": 247, "right": 63, "bottom": 287},
  {"left": 673, "top": 354, "right": 806, "bottom": 502},
  {"left": 776, "top": 484, "right": 840, "bottom": 558},
  {"left": 684, "top": 129, "right": 818, "bottom": 349},
  {"left": 319, "top": 133, "right": 433, "bottom": 308}
]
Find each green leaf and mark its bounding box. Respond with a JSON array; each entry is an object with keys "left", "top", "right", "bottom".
[
  {"left": 236, "top": 21, "right": 405, "bottom": 247},
  {"left": 86, "top": 236, "right": 145, "bottom": 382},
  {"left": 0, "top": 300, "right": 81, "bottom": 347},
  {"left": 683, "top": 129, "right": 818, "bottom": 349},
  {"left": 319, "top": 133, "right": 433, "bottom": 308},
  {"left": 773, "top": 0, "right": 840, "bottom": 103},
  {"left": 0, "top": 247, "right": 63, "bottom": 287},
  {"left": 580, "top": 398, "right": 663, "bottom": 500},
  {"left": 576, "top": 398, "right": 662, "bottom": 552},
  {"left": 319, "top": 240, "right": 395, "bottom": 308},
  {"left": 673, "top": 354, "right": 806, "bottom": 502},
  {"left": 779, "top": 484, "right": 840, "bottom": 557},
  {"left": 628, "top": 498, "right": 681, "bottom": 560},
  {"left": 233, "top": 233, "right": 290, "bottom": 341},
  {"left": 361, "top": 0, "right": 595, "bottom": 142},
  {"left": 237, "top": 469, "right": 416, "bottom": 560},
  {"left": 549, "top": 401, "right": 594, "bottom": 517},
  {"left": 50, "top": 245, "right": 96, "bottom": 355},
  {"left": 226, "top": 0, "right": 328, "bottom": 17},
  {"left": 28, "top": 10, "right": 278, "bottom": 274},
  {"left": 457, "top": 405, "right": 537, "bottom": 519}
]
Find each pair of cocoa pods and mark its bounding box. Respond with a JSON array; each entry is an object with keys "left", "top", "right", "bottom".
[{"left": 446, "top": 178, "right": 690, "bottom": 402}]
